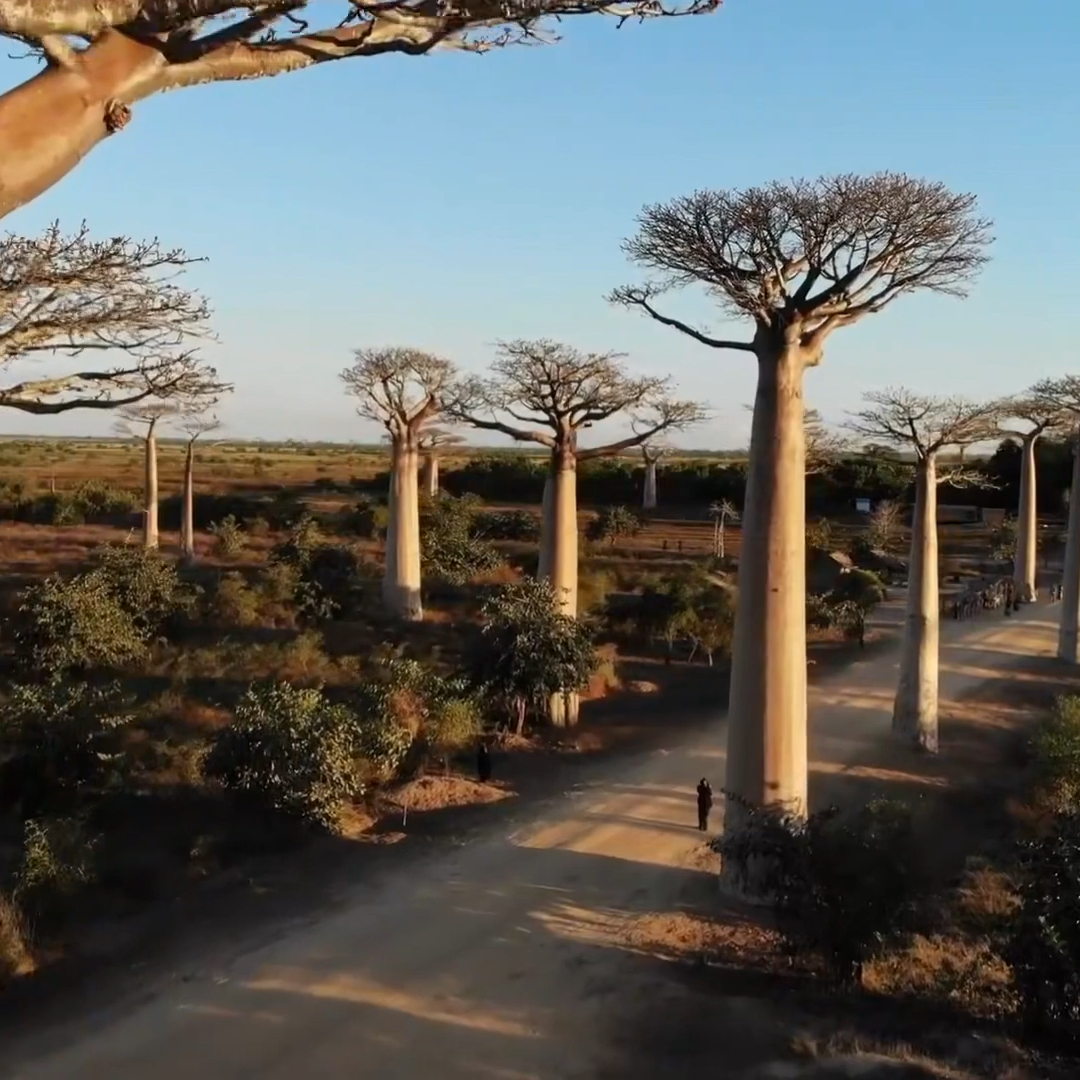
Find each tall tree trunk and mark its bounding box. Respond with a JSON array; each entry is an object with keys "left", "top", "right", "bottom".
[
  {"left": 892, "top": 455, "right": 940, "bottom": 751},
  {"left": 537, "top": 475, "right": 554, "bottom": 580},
  {"left": 0, "top": 33, "right": 166, "bottom": 222},
  {"left": 143, "top": 428, "right": 159, "bottom": 550},
  {"left": 181, "top": 439, "right": 195, "bottom": 563},
  {"left": 383, "top": 438, "right": 423, "bottom": 621},
  {"left": 1058, "top": 434, "right": 1080, "bottom": 661},
  {"left": 718, "top": 518, "right": 726, "bottom": 559},
  {"left": 540, "top": 447, "right": 580, "bottom": 726},
  {"left": 1014, "top": 433, "right": 1039, "bottom": 602},
  {"left": 643, "top": 462, "right": 658, "bottom": 510},
  {"left": 421, "top": 453, "right": 439, "bottom": 499},
  {"left": 723, "top": 347, "right": 808, "bottom": 834}
]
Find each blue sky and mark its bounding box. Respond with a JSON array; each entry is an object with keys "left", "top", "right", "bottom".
[{"left": 1, "top": 0, "right": 1076, "bottom": 447}]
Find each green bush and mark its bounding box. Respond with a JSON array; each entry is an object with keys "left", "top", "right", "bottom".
[
  {"left": 343, "top": 496, "right": 390, "bottom": 540},
  {"left": 204, "top": 682, "right": 363, "bottom": 830},
  {"left": 1030, "top": 695, "right": 1080, "bottom": 813},
  {"left": 89, "top": 543, "right": 196, "bottom": 635},
  {"left": 11, "top": 572, "right": 147, "bottom": 673},
  {"left": 209, "top": 514, "right": 246, "bottom": 559},
  {"left": 421, "top": 494, "right": 502, "bottom": 584},
  {"left": 425, "top": 697, "right": 484, "bottom": 771},
  {"left": 0, "top": 679, "right": 135, "bottom": 816},
  {"left": 205, "top": 571, "right": 264, "bottom": 628},
  {"left": 587, "top": 505, "right": 641, "bottom": 545},
  {"left": 473, "top": 509, "right": 541, "bottom": 542},
  {"left": 1008, "top": 810, "right": 1080, "bottom": 1049},
  {"left": 297, "top": 544, "right": 369, "bottom": 621},
  {"left": 14, "top": 815, "right": 100, "bottom": 922},
  {"left": 715, "top": 796, "right": 921, "bottom": 986}
]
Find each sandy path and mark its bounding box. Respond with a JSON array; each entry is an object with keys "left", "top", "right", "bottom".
[{"left": 1, "top": 603, "right": 1059, "bottom": 1080}]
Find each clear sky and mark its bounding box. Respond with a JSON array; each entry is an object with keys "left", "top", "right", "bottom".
[{"left": 1, "top": 0, "right": 1076, "bottom": 448}]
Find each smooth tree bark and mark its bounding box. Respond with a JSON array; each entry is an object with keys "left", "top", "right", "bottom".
[
  {"left": 611, "top": 173, "right": 993, "bottom": 851},
  {"left": 342, "top": 348, "right": 458, "bottom": 621},
  {"left": 0, "top": 225, "right": 225, "bottom": 418},
  {"left": 176, "top": 412, "right": 222, "bottom": 563},
  {"left": 417, "top": 425, "right": 464, "bottom": 499},
  {"left": 143, "top": 417, "right": 160, "bottom": 549},
  {"left": 453, "top": 339, "right": 703, "bottom": 725},
  {"left": 421, "top": 454, "right": 439, "bottom": 498},
  {"left": 710, "top": 499, "right": 739, "bottom": 558},
  {"left": 846, "top": 389, "right": 1002, "bottom": 751},
  {"left": 997, "top": 395, "right": 1069, "bottom": 602},
  {"left": 641, "top": 443, "right": 665, "bottom": 509},
  {"left": 1029, "top": 377, "right": 1080, "bottom": 661},
  {"left": 0, "top": 2, "right": 719, "bottom": 222}
]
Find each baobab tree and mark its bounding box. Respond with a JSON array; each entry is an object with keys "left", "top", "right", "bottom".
[
  {"left": 0, "top": 2, "right": 720, "bottom": 222},
  {"left": 419, "top": 426, "right": 466, "bottom": 499},
  {"left": 846, "top": 389, "right": 1001, "bottom": 752},
  {"left": 997, "top": 393, "right": 1070, "bottom": 603},
  {"left": 1, "top": 224, "right": 218, "bottom": 416},
  {"left": 341, "top": 347, "right": 457, "bottom": 621},
  {"left": 611, "top": 173, "right": 993, "bottom": 834},
  {"left": 176, "top": 411, "right": 223, "bottom": 563},
  {"left": 640, "top": 442, "right": 667, "bottom": 510},
  {"left": 115, "top": 401, "right": 184, "bottom": 550},
  {"left": 1028, "top": 376, "right": 1080, "bottom": 662},
  {"left": 453, "top": 339, "right": 703, "bottom": 723},
  {"left": 709, "top": 499, "right": 739, "bottom": 559},
  {"left": 743, "top": 404, "right": 848, "bottom": 474}
]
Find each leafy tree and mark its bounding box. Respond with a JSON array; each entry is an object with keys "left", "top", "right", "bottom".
[
  {"left": 88, "top": 542, "right": 197, "bottom": 635},
  {"left": 587, "top": 505, "right": 642, "bottom": 545},
  {"left": 685, "top": 585, "right": 736, "bottom": 666},
  {"left": 471, "top": 579, "right": 597, "bottom": 735},
  {"left": 204, "top": 682, "right": 364, "bottom": 831},
  {"left": 420, "top": 494, "right": 501, "bottom": 585}
]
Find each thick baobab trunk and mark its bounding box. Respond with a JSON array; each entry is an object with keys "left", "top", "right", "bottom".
[
  {"left": 0, "top": 33, "right": 165, "bottom": 222},
  {"left": 643, "top": 462, "right": 658, "bottom": 510},
  {"left": 1058, "top": 435, "right": 1080, "bottom": 661},
  {"left": 540, "top": 449, "right": 580, "bottom": 726},
  {"left": 537, "top": 475, "right": 554, "bottom": 579},
  {"left": 723, "top": 348, "right": 808, "bottom": 835},
  {"left": 143, "top": 429, "right": 159, "bottom": 550},
  {"left": 181, "top": 440, "right": 196, "bottom": 563},
  {"left": 421, "top": 454, "right": 439, "bottom": 498},
  {"left": 1013, "top": 435, "right": 1038, "bottom": 602},
  {"left": 383, "top": 439, "right": 423, "bottom": 621},
  {"left": 892, "top": 457, "right": 940, "bottom": 751}
]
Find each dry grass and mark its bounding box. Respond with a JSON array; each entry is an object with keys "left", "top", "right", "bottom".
[{"left": 0, "top": 895, "right": 35, "bottom": 982}]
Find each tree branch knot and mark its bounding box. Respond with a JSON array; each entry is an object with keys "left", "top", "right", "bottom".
[{"left": 103, "top": 99, "right": 132, "bottom": 134}]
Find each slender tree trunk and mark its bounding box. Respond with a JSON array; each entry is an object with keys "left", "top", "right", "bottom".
[
  {"left": 143, "top": 428, "right": 159, "bottom": 550},
  {"left": 1058, "top": 434, "right": 1080, "bottom": 661},
  {"left": 421, "top": 454, "right": 439, "bottom": 499},
  {"left": 537, "top": 475, "right": 554, "bottom": 580},
  {"left": 181, "top": 439, "right": 196, "bottom": 563},
  {"left": 540, "top": 447, "right": 580, "bottom": 726},
  {"left": 719, "top": 517, "right": 726, "bottom": 560},
  {"left": 383, "top": 438, "right": 423, "bottom": 621},
  {"left": 643, "top": 462, "right": 658, "bottom": 510},
  {"left": 892, "top": 456, "right": 940, "bottom": 751},
  {"left": 0, "top": 33, "right": 167, "bottom": 222},
  {"left": 723, "top": 346, "right": 809, "bottom": 837},
  {"left": 1013, "top": 434, "right": 1038, "bottom": 602}
]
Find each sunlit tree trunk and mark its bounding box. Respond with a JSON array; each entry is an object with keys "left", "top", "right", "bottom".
[
  {"left": 143, "top": 424, "right": 159, "bottom": 550},
  {"left": 421, "top": 453, "right": 439, "bottom": 498},
  {"left": 1014, "top": 433, "right": 1039, "bottom": 602},
  {"left": 643, "top": 461, "right": 658, "bottom": 509},
  {"left": 539, "top": 445, "right": 580, "bottom": 726},
  {"left": 892, "top": 455, "right": 940, "bottom": 750},
  {"left": 1059, "top": 434, "right": 1080, "bottom": 661},
  {"left": 181, "top": 439, "right": 195, "bottom": 563},
  {"left": 723, "top": 346, "right": 808, "bottom": 838},
  {"left": 384, "top": 436, "right": 423, "bottom": 620}
]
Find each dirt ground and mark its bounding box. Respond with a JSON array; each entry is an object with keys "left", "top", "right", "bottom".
[{"left": 0, "top": 599, "right": 1067, "bottom": 1080}]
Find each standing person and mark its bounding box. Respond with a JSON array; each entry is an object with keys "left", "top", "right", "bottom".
[
  {"left": 696, "top": 778, "right": 713, "bottom": 832},
  {"left": 477, "top": 740, "right": 492, "bottom": 784}
]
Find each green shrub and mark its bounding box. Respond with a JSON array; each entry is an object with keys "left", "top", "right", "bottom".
[
  {"left": 715, "top": 796, "right": 921, "bottom": 986},
  {"left": 14, "top": 815, "right": 99, "bottom": 921},
  {"left": 0, "top": 679, "right": 135, "bottom": 816},
  {"left": 296, "top": 544, "right": 368, "bottom": 621},
  {"left": 209, "top": 514, "right": 246, "bottom": 559},
  {"left": 1030, "top": 695, "right": 1080, "bottom": 813},
  {"left": 587, "top": 505, "right": 641, "bottom": 545},
  {"left": 1008, "top": 810, "right": 1080, "bottom": 1048},
  {"left": 344, "top": 496, "right": 390, "bottom": 540},
  {"left": 473, "top": 509, "right": 541, "bottom": 542},
  {"left": 204, "top": 682, "right": 363, "bottom": 830},
  {"left": 205, "top": 572, "right": 264, "bottom": 628},
  {"left": 806, "top": 592, "right": 837, "bottom": 630},
  {"left": 12, "top": 572, "right": 147, "bottom": 673},
  {"left": 421, "top": 495, "right": 502, "bottom": 584},
  {"left": 88, "top": 543, "right": 196, "bottom": 635},
  {"left": 425, "top": 697, "right": 484, "bottom": 771}
]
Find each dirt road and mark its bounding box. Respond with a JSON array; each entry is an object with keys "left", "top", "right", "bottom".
[{"left": 2, "top": 604, "right": 1059, "bottom": 1080}]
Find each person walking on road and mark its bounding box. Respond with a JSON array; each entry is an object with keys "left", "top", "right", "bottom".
[{"left": 696, "top": 778, "right": 713, "bottom": 832}]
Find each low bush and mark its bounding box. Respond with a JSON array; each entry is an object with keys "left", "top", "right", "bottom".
[
  {"left": 715, "top": 795, "right": 921, "bottom": 986},
  {"left": 473, "top": 509, "right": 541, "bottom": 542},
  {"left": 89, "top": 543, "right": 197, "bottom": 635},
  {"left": 205, "top": 572, "right": 264, "bottom": 628},
  {"left": 1029, "top": 694, "right": 1080, "bottom": 814},
  {"left": 209, "top": 515, "right": 246, "bottom": 559},
  {"left": 204, "top": 682, "right": 364, "bottom": 830},
  {"left": 0, "top": 679, "right": 135, "bottom": 816},
  {"left": 14, "top": 815, "right": 100, "bottom": 922},
  {"left": 342, "top": 496, "right": 390, "bottom": 540},
  {"left": 425, "top": 697, "right": 484, "bottom": 771},
  {"left": 587, "top": 505, "right": 641, "bottom": 545}
]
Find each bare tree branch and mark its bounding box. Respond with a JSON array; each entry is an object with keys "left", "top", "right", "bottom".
[
  {"left": 610, "top": 174, "right": 993, "bottom": 362},
  {"left": 448, "top": 338, "right": 704, "bottom": 460},
  {"left": 341, "top": 346, "right": 457, "bottom": 442},
  {"left": 845, "top": 388, "right": 1003, "bottom": 462},
  {"left": 995, "top": 390, "right": 1072, "bottom": 443}
]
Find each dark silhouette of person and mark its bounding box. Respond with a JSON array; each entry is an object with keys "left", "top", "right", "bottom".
[
  {"left": 477, "top": 741, "right": 492, "bottom": 784},
  {"left": 696, "top": 778, "right": 713, "bottom": 831}
]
